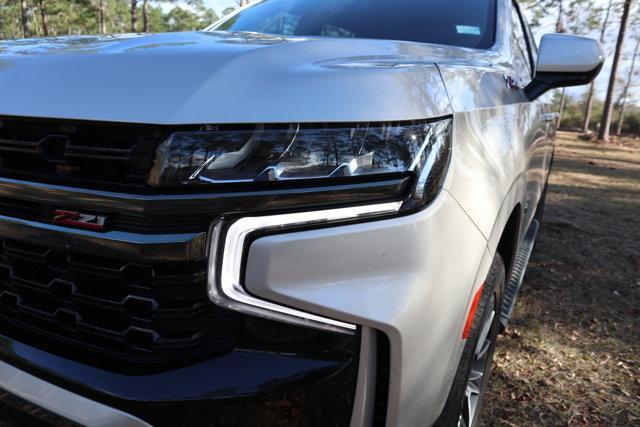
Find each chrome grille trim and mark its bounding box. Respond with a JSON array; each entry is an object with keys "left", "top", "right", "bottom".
[
  {"left": 0, "top": 214, "right": 206, "bottom": 262},
  {"left": 0, "top": 175, "right": 410, "bottom": 217}
]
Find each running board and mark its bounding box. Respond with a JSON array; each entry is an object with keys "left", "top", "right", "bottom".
[{"left": 499, "top": 219, "right": 539, "bottom": 331}]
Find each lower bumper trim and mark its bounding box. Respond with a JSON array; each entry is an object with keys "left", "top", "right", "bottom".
[{"left": 0, "top": 360, "right": 150, "bottom": 427}]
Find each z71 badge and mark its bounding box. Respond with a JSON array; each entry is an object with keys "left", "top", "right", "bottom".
[{"left": 53, "top": 210, "right": 107, "bottom": 231}]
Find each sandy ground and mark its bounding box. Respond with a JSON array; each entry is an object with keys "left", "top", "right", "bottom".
[{"left": 481, "top": 132, "right": 640, "bottom": 425}]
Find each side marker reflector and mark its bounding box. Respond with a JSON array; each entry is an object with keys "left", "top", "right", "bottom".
[{"left": 462, "top": 283, "right": 485, "bottom": 339}]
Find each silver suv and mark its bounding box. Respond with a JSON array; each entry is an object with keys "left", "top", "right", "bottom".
[{"left": 0, "top": 0, "right": 602, "bottom": 425}]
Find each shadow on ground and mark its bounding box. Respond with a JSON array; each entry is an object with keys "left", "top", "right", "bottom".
[{"left": 480, "top": 132, "right": 640, "bottom": 425}]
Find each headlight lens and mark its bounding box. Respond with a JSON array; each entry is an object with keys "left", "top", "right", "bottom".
[{"left": 149, "top": 118, "right": 451, "bottom": 207}]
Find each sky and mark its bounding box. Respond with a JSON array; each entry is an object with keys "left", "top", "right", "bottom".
[{"left": 202, "top": 0, "right": 638, "bottom": 104}]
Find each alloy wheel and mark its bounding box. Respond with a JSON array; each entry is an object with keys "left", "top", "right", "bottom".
[{"left": 458, "top": 293, "right": 496, "bottom": 427}]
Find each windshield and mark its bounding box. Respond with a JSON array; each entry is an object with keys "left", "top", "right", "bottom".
[{"left": 209, "top": 0, "right": 496, "bottom": 49}]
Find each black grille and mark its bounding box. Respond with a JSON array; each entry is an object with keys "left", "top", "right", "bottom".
[
  {"left": 0, "top": 195, "right": 211, "bottom": 234},
  {"left": 0, "top": 196, "right": 42, "bottom": 221},
  {"left": 116, "top": 212, "right": 210, "bottom": 234},
  {"left": 0, "top": 117, "right": 379, "bottom": 373},
  {"left": 0, "top": 238, "right": 240, "bottom": 364},
  {"left": 0, "top": 118, "right": 186, "bottom": 192},
  {"left": 373, "top": 331, "right": 391, "bottom": 426}
]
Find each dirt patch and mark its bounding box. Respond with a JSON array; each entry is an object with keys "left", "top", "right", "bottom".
[{"left": 481, "top": 132, "right": 640, "bottom": 425}]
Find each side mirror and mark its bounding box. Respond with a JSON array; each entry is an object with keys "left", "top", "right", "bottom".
[{"left": 525, "top": 33, "right": 604, "bottom": 100}]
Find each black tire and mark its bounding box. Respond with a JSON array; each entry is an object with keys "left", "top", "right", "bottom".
[{"left": 435, "top": 254, "right": 505, "bottom": 427}]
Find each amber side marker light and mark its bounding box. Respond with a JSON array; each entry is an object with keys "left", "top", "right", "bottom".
[{"left": 462, "top": 283, "right": 485, "bottom": 339}]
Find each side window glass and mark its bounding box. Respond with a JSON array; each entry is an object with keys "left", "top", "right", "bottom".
[{"left": 510, "top": 4, "right": 532, "bottom": 85}]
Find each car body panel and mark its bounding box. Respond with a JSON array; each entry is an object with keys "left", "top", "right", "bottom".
[
  {"left": 0, "top": 32, "right": 453, "bottom": 124},
  {"left": 438, "top": 62, "right": 554, "bottom": 253}
]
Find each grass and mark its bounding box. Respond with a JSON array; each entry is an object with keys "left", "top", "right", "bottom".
[{"left": 481, "top": 132, "right": 640, "bottom": 426}]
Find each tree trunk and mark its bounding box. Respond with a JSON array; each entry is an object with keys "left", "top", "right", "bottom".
[
  {"left": 0, "top": 3, "right": 4, "bottom": 39},
  {"left": 615, "top": 36, "right": 640, "bottom": 136},
  {"left": 598, "top": 0, "right": 633, "bottom": 142},
  {"left": 20, "top": 0, "right": 30, "bottom": 38},
  {"left": 616, "top": 98, "right": 627, "bottom": 137},
  {"left": 582, "top": 83, "right": 595, "bottom": 133},
  {"left": 130, "top": 0, "right": 137, "bottom": 33},
  {"left": 582, "top": 0, "right": 614, "bottom": 133},
  {"left": 37, "top": 0, "right": 48, "bottom": 36},
  {"left": 557, "top": 88, "right": 566, "bottom": 129},
  {"left": 99, "top": 0, "right": 107, "bottom": 34},
  {"left": 556, "top": 0, "right": 565, "bottom": 33},
  {"left": 142, "top": 0, "right": 148, "bottom": 32}
]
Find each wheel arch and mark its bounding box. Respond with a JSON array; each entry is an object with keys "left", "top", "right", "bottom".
[
  {"left": 486, "top": 172, "right": 527, "bottom": 275},
  {"left": 496, "top": 204, "right": 522, "bottom": 279}
]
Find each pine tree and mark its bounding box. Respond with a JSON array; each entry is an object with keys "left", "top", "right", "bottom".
[
  {"left": 598, "top": 0, "right": 634, "bottom": 142},
  {"left": 20, "top": 0, "right": 30, "bottom": 37},
  {"left": 615, "top": 35, "right": 640, "bottom": 136},
  {"left": 142, "top": 0, "right": 149, "bottom": 32},
  {"left": 582, "top": 0, "right": 616, "bottom": 133},
  {"left": 130, "top": 0, "right": 137, "bottom": 32},
  {"left": 98, "top": 0, "right": 107, "bottom": 34}
]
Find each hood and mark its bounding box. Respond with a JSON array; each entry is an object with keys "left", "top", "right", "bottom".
[{"left": 0, "top": 31, "right": 466, "bottom": 124}]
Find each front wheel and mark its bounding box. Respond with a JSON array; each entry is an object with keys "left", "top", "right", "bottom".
[{"left": 435, "top": 253, "right": 505, "bottom": 427}]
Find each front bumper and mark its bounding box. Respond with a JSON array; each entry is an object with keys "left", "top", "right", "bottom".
[
  {"left": 0, "top": 330, "right": 358, "bottom": 426},
  {"left": 0, "top": 358, "right": 148, "bottom": 427}
]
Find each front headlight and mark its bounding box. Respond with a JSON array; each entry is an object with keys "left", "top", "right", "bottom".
[{"left": 149, "top": 118, "right": 451, "bottom": 210}]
